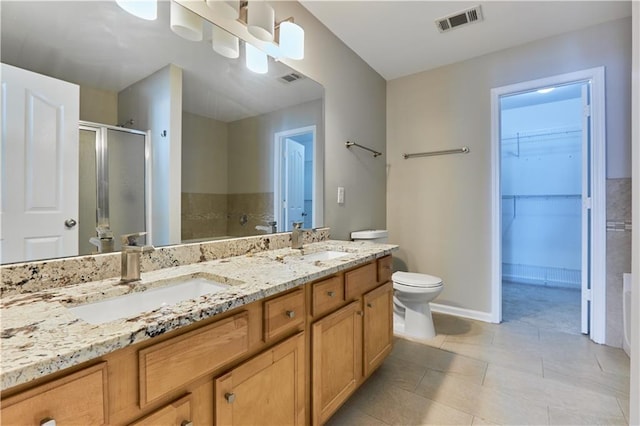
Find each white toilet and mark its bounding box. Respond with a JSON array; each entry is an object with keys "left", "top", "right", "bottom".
[
  {"left": 350, "top": 230, "right": 444, "bottom": 340},
  {"left": 391, "top": 271, "right": 443, "bottom": 340}
]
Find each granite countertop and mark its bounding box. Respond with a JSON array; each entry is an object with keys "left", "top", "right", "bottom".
[{"left": 0, "top": 240, "right": 397, "bottom": 391}]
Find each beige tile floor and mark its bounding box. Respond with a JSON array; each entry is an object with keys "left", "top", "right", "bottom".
[{"left": 326, "top": 313, "right": 631, "bottom": 425}]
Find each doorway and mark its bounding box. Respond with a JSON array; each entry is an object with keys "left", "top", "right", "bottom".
[
  {"left": 274, "top": 126, "right": 318, "bottom": 232},
  {"left": 491, "top": 68, "right": 606, "bottom": 343}
]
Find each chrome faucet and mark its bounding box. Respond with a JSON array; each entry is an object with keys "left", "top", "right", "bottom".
[
  {"left": 291, "top": 222, "right": 304, "bottom": 249},
  {"left": 120, "top": 232, "right": 155, "bottom": 282}
]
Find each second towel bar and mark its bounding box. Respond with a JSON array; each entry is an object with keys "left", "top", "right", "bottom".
[{"left": 403, "top": 147, "right": 470, "bottom": 159}]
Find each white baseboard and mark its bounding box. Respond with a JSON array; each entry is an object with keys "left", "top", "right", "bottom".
[{"left": 430, "top": 303, "right": 495, "bottom": 323}]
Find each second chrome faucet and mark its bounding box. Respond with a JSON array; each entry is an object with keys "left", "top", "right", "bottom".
[{"left": 291, "top": 222, "right": 304, "bottom": 249}]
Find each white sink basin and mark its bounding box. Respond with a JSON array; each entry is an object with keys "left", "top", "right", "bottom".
[
  {"left": 299, "top": 250, "right": 349, "bottom": 262},
  {"left": 68, "top": 277, "right": 230, "bottom": 325}
]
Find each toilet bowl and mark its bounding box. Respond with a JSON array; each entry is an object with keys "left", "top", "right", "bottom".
[{"left": 392, "top": 271, "right": 443, "bottom": 340}]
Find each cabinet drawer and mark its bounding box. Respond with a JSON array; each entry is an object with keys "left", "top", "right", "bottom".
[
  {"left": 129, "top": 394, "right": 192, "bottom": 426},
  {"left": 264, "top": 289, "right": 305, "bottom": 341},
  {"left": 377, "top": 255, "right": 393, "bottom": 284},
  {"left": 312, "top": 276, "right": 344, "bottom": 317},
  {"left": 1, "top": 362, "right": 108, "bottom": 425},
  {"left": 139, "top": 311, "right": 249, "bottom": 406},
  {"left": 344, "top": 262, "right": 377, "bottom": 300}
]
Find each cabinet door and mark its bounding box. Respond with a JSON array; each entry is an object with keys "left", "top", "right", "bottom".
[
  {"left": 311, "top": 301, "right": 362, "bottom": 426},
  {"left": 1, "top": 363, "right": 108, "bottom": 425},
  {"left": 129, "top": 394, "right": 192, "bottom": 426},
  {"left": 215, "top": 332, "right": 305, "bottom": 426},
  {"left": 363, "top": 282, "right": 394, "bottom": 377}
]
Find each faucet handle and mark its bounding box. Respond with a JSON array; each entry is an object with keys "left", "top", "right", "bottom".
[
  {"left": 292, "top": 222, "right": 303, "bottom": 229},
  {"left": 121, "top": 232, "right": 147, "bottom": 246}
]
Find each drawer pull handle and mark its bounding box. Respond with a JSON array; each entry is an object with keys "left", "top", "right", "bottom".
[
  {"left": 181, "top": 421, "right": 194, "bottom": 426},
  {"left": 327, "top": 291, "right": 336, "bottom": 297},
  {"left": 225, "top": 392, "right": 236, "bottom": 403},
  {"left": 40, "top": 419, "right": 56, "bottom": 426},
  {"left": 285, "top": 310, "right": 296, "bottom": 319},
  {"left": 367, "top": 303, "right": 373, "bottom": 308}
]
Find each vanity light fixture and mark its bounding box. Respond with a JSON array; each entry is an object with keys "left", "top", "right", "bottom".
[
  {"left": 116, "top": 0, "right": 157, "bottom": 20},
  {"left": 212, "top": 25, "right": 240, "bottom": 59},
  {"left": 170, "top": 1, "right": 204, "bottom": 42},
  {"left": 206, "top": 0, "right": 240, "bottom": 20},
  {"left": 245, "top": 42, "right": 268, "bottom": 74},
  {"left": 278, "top": 19, "right": 304, "bottom": 60},
  {"left": 247, "top": 0, "right": 275, "bottom": 42}
]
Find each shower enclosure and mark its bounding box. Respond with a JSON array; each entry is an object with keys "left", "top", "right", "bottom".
[{"left": 78, "top": 122, "right": 151, "bottom": 255}]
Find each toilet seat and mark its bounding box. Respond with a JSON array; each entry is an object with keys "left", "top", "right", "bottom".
[{"left": 392, "top": 271, "right": 442, "bottom": 288}]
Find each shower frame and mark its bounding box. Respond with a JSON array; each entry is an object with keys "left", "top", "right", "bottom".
[{"left": 79, "top": 121, "right": 153, "bottom": 247}]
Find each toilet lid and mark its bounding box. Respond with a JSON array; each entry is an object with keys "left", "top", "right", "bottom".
[{"left": 392, "top": 271, "right": 443, "bottom": 288}]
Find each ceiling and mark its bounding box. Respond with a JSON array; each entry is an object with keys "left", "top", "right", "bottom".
[
  {"left": 299, "top": 1, "right": 632, "bottom": 81},
  {"left": 1, "top": 1, "right": 323, "bottom": 123}
]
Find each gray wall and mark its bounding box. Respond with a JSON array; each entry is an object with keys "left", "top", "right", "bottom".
[{"left": 387, "top": 18, "right": 632, "bottom": 315}]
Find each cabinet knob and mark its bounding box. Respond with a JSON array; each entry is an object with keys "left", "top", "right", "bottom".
[
  {"left": 181, "top": 421, "right": 194, "bottom": 426},
  {"left": 327, "top": 291, "right": 335, "bottom": 297},
  {"left": 356, "top": 311, "right": 364, "bottom": 316},
  {"left": 40, "top": 419, "right": 56, "bottom": 426},
  {"left": 367, "top": 303, "right": 373, "bottom": 308},
  {"left": 225, "top": 392, "right": 236, "bottom": 403},
  {"left": 285, "top": 310, "right": 296, "bottom": 319}
]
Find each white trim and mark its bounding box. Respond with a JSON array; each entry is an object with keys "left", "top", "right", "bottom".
[
  {"left": 431, "top": 303, "right": 494, "bottom": 323},
  {"left": 490, "top": 68, "right": 607, "bottom": 343},
  {"left": 273, "top": 125, "right": 318, "bottom": 232},
  {"left": 630, "top": 2, "right": 639, "bottom": 423}
]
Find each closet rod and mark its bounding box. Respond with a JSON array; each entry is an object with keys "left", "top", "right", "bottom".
[
  {"left": 345, "top": 141, "right": 382, "bottom": 157},
  {"left": 403, "top": 146, "right": 469, "bottom": 159},
  {"left": 501, "top": 129, "right": 581, "bottom": 142}
]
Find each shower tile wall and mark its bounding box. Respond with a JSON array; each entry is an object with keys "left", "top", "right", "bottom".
[
  {"left": 605, "top": 178, "right": 632, "bottom": 348},
  {"left": 181, "top": 192, "right": 228, "bottom": 241},
  {"left": 227, "top": 193, "right": 274, "bottom": 237},
  {"left": 181, "top": 192, "right": 275, "bottom": 240}
]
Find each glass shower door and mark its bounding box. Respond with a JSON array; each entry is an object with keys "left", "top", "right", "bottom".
[{"left": 78, "top": 123, "right": 149, "bottom": 255}]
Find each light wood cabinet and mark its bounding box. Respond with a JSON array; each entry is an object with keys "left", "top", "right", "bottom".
[
  {"left": 1, "top": 255, "right": 394, "bottom": 426},
  {"left": 1, "top": 362, "right": 108, "bottom": 425},
  {"left": 138, "top": 311, "right": 250, "bottom": 407},
  {"left": 311, "top": 256, "right": 394, "bottom": 425},
  {"left": 311, "top": 301, "right": 362, "bottom": 426},
  {"left": 363, "top": 281, "right": 394, "bottom": 377},
  {"left": 129, "top": 394, "right": 192, "bottom": 426},
  {"left": 264, "top": 288, "right": 305, "bottom": 342},
  {"left": 215, "top": 332, "right": 306, "bottom": 425}
]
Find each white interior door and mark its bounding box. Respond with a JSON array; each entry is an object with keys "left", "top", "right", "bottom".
[
  {"left": 580, "top": 83, "right": 592, "bottom": 335},
  {"left": 284, "top": 138, "right": 305, "bottom": 230},
  {"left": 1, "top": 64, "right": 79, "bottom": 263}
]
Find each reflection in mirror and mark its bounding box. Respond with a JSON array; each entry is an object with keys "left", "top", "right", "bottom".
[{"left": 0, "top": 1, "right": 324, "bottom": 264}]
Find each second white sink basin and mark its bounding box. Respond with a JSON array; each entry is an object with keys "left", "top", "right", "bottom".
[
  {"left": 299, "top": 250, "right": 349, "bottom": 262},
  {"left": 68, "top": 277, "right": 230, "bottom": 325}
]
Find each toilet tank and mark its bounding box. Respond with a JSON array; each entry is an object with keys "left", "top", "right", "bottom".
[{"left": 351, "top": 229, "right": 388, "bottom": 243}]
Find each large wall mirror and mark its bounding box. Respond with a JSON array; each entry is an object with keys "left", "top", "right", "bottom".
[{"left": 1, "top": 1, "right": 324, "bottom": 265}]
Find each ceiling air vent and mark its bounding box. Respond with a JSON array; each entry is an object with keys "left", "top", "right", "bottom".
[
  {"left": 279, "top": 72, "right": 304, "bottom": 84},
  {"left": 435, "top": 5, "right": 483, "bottom": 33}
]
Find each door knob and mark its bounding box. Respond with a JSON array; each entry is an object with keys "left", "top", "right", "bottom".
[{"left": 64, "top": 218, "right": 77, "bottom": 228}]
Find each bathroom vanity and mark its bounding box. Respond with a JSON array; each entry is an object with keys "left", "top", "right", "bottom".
[{"left": 0, "top": 238, "right": 397, "bottom": 425}]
